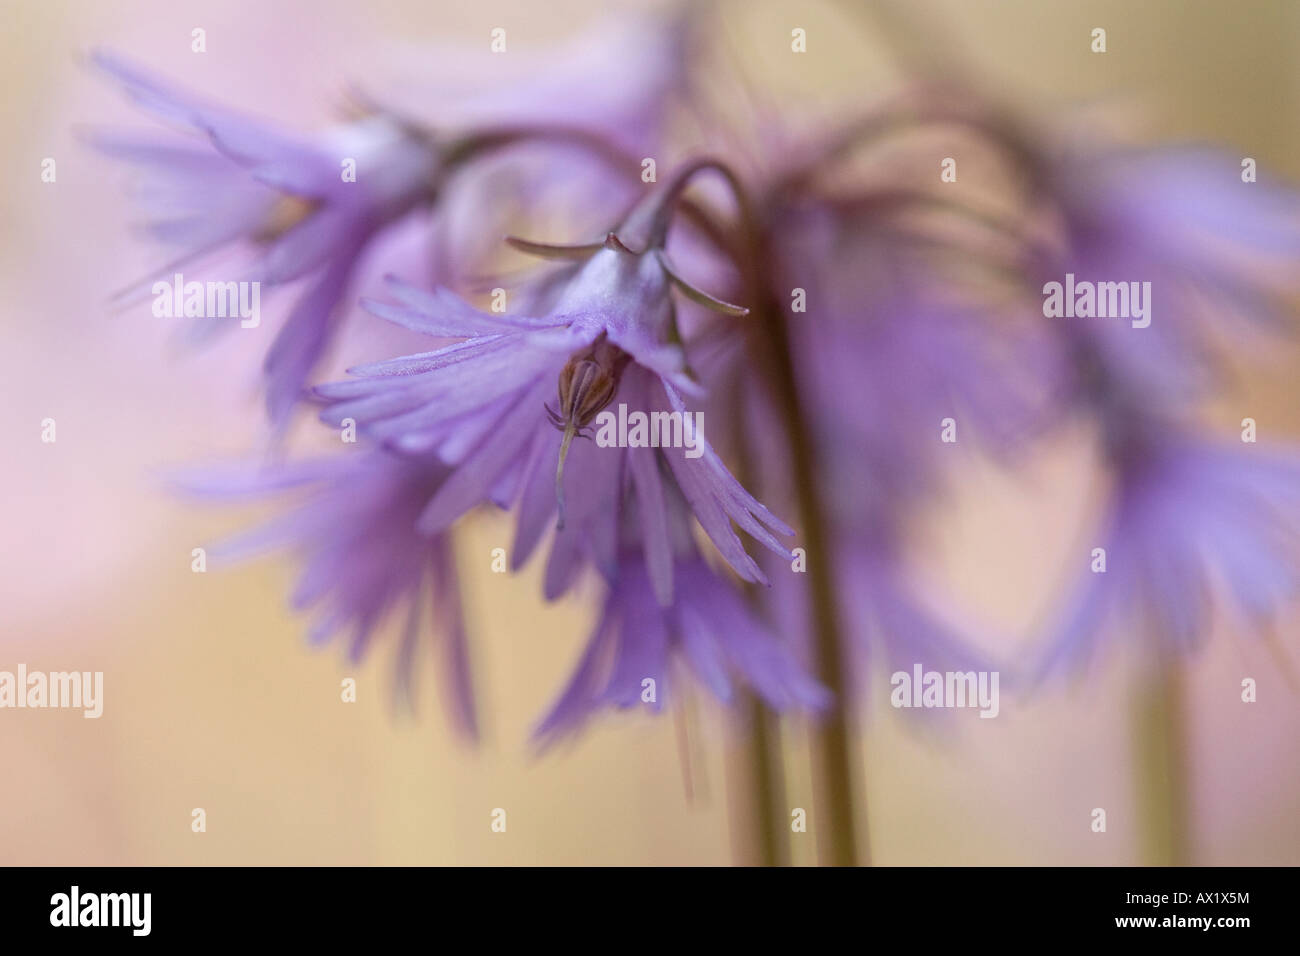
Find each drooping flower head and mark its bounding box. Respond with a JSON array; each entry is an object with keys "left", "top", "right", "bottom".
[
  {"left": 92, "top": 51, "right": 442, "bottom": 424},
  {"left": 90, "top": 17, "right": 687, "bottom": 427},
  {"left": 317, "top": 163, "right": 795, "bottom": 607},
  {"left": 1001, "top": 126, "right": 1300, "bottom": 673},
  {"left": 685, "top": 147, "right": 1040, "bottom": 695},
  {"left": 178, "top": 449, "right": 477, "bottom": 737},
  {"left": 1033, "top": 144, "right": 1300, "bottom": 418},
  {"left": 1038, "top": 436, "right": 1300, "bottom": 676}
]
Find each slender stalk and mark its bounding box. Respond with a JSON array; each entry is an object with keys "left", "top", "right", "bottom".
[
  {"left": 651, "top": 156, "right": 865, "bottom": 865},
  {"left": 726, "top": 691, "right": 789, "bottom": 866},
  {"left": 748, "top": 696, "right": 788, "bottom": 865},
  {"left": 1133, "top": 660, "right": 1191, "bottom": 865},
  {"left": 624, "top": 158, "right": 749, "bottom": 251},
  {"left": 442, "top": 124, "right": 641, "bottom": 176},
  {"left": 771, "top": 90, "right": 1047, "bottom": 201},
  {"left": 746, "top": 228, "right": 865, "bottom": 868},
  {"left": 731, "top": 415, "right": 791, "bottom": 868}
]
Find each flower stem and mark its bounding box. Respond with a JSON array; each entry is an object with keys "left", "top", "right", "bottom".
[
  {"left": 622, "top": 158, "right": 748, "bottom": 251},
  {"left": 747, "top": 231, "right": 865, "bottom": 868},
  {"left": 1133, "top": 659, "right": 1191, "bottom": 865},
  {"left": 730, "top": 423, "right": 792, "bottom": 868},
  {"left": 652, "top": 156, "right": 866, "bottom": 865},
  {"left": 728, "top": 691, "right": 789, "bottom": 866}
]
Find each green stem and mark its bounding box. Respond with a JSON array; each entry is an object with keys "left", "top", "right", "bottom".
[
  {"left": 729, "top": 692, "right": 789, "bottom": 866},
  {"left": 442, "top": 124, "right": 640, "bottom": 175},
  {"left": 651, "top": 156, "right": 865, "bottom": 865},
  {"left": 731, "top": 423, "right": 791, "bottom": 868},
  {"left": 1133, "top": 660, "right": 1191, "bottom": 865},
  {"left": 748, "top": 235, "right": 865, "bottom": 868}
]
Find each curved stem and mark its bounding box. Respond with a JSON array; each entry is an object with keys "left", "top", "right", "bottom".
[
  {"left": 774, "top": 90, "right": 1046, "bottom": 198},
  {"left": 638, "top": 156, "right": 865, "bottom": 864},
  {"left": 752, "top": 276, "right": 864, "bottom": 866},
  {"left": 731, "top": 401, "right": 791, "bottom": 868},
  {"left": 619, "top": 157, "right": 752, "bottom": 251},
  {"left": 708, "top": 163, "right": 866, "bottom": 866},
  {"left": 442, "top": 124, "right": 642, "bottom": 180}
]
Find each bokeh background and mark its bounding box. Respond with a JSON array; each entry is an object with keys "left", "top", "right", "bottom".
[{"left": 2, "top": 0, "right": 1298, "bottom": 865}]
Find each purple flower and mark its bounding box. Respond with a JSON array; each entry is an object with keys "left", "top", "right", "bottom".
[
  {"left": 1024, "top": 142, "right": 1300, "bottom": 672},
  {"left": 1038, "top": 436, "right": 1300, "bottom": 676},
  {"left": 1037, "top": 145, "right": 1300, "bottom": 413},
  {"left": 317, "top": 225, "right": 793, "bottom": 603},
  {"left": 178, "top": 449, "right": 477, "bottom": 737},
  {"left": 774, "top": 188, "right": 1046, "bottom": 485},
  {"left": 92, "top": 52, "right": 442, "bottom": 425},
  {"left": 534, "top": 486, "right": 829, "bottom": 746},
  {"left": 707, "top": 194, "right": 1033, "bottom": 691}
]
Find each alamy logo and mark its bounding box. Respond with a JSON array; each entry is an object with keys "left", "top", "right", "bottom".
[
  {"left": 0, "top": 665, "right": 103, "bottom": 718},
  {"left": 50, "top": 886, "right": 151, "bottom": 936},
  {"left": 890, "top": 664, "right": 1000, "bottom": 718},
  {"left": 152, "top": 272, "right": 261, "bottom": 328},
  {"left": 1042, "top": 273, "right": 1151, "bottom": 328},
  {"left": 593, "top": 403, "right": 704, "bottom": 459}
]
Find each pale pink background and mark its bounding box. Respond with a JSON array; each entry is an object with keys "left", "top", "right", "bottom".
[{"left": 2, "top": 0, "right": 1298, "bottom": 864}]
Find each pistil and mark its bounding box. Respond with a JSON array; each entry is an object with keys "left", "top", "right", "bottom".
[{"left": 548, "top": 334, "right": 631, "bottom": 530}]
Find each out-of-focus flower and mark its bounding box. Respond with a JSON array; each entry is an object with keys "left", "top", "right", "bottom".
[
  {"left": 1015, "top": 135, "right": 1300, "bottom": 671},
  {"left": 1035, "top": 144, "right": 1300, "bottom": 412},
  {"left": 177, "top": 449, "right": 477, "bottom": 737},
  {"left": 92, "top": 51, "right": 443, "bottom": 425},
  {"left": 1038, "top": 435, "right": 1300, "bottom": 675},
  {"left": 781, "top": 207, "right": 1042, "bottom": 505},
  {"left": 90, "top": 16, "right": 687, "bottom": 427},
  {"left": 701, "top": 178, "right": 1036, "bottom": 693}
]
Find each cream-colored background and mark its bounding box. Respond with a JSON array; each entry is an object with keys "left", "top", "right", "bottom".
[{"left": 2, "top": 0, "right": 1298, "bottom": 865}]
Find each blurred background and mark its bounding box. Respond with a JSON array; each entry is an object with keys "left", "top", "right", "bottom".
[{"left": 2, "top": 0, "right": 1298, "bottom": 865}]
